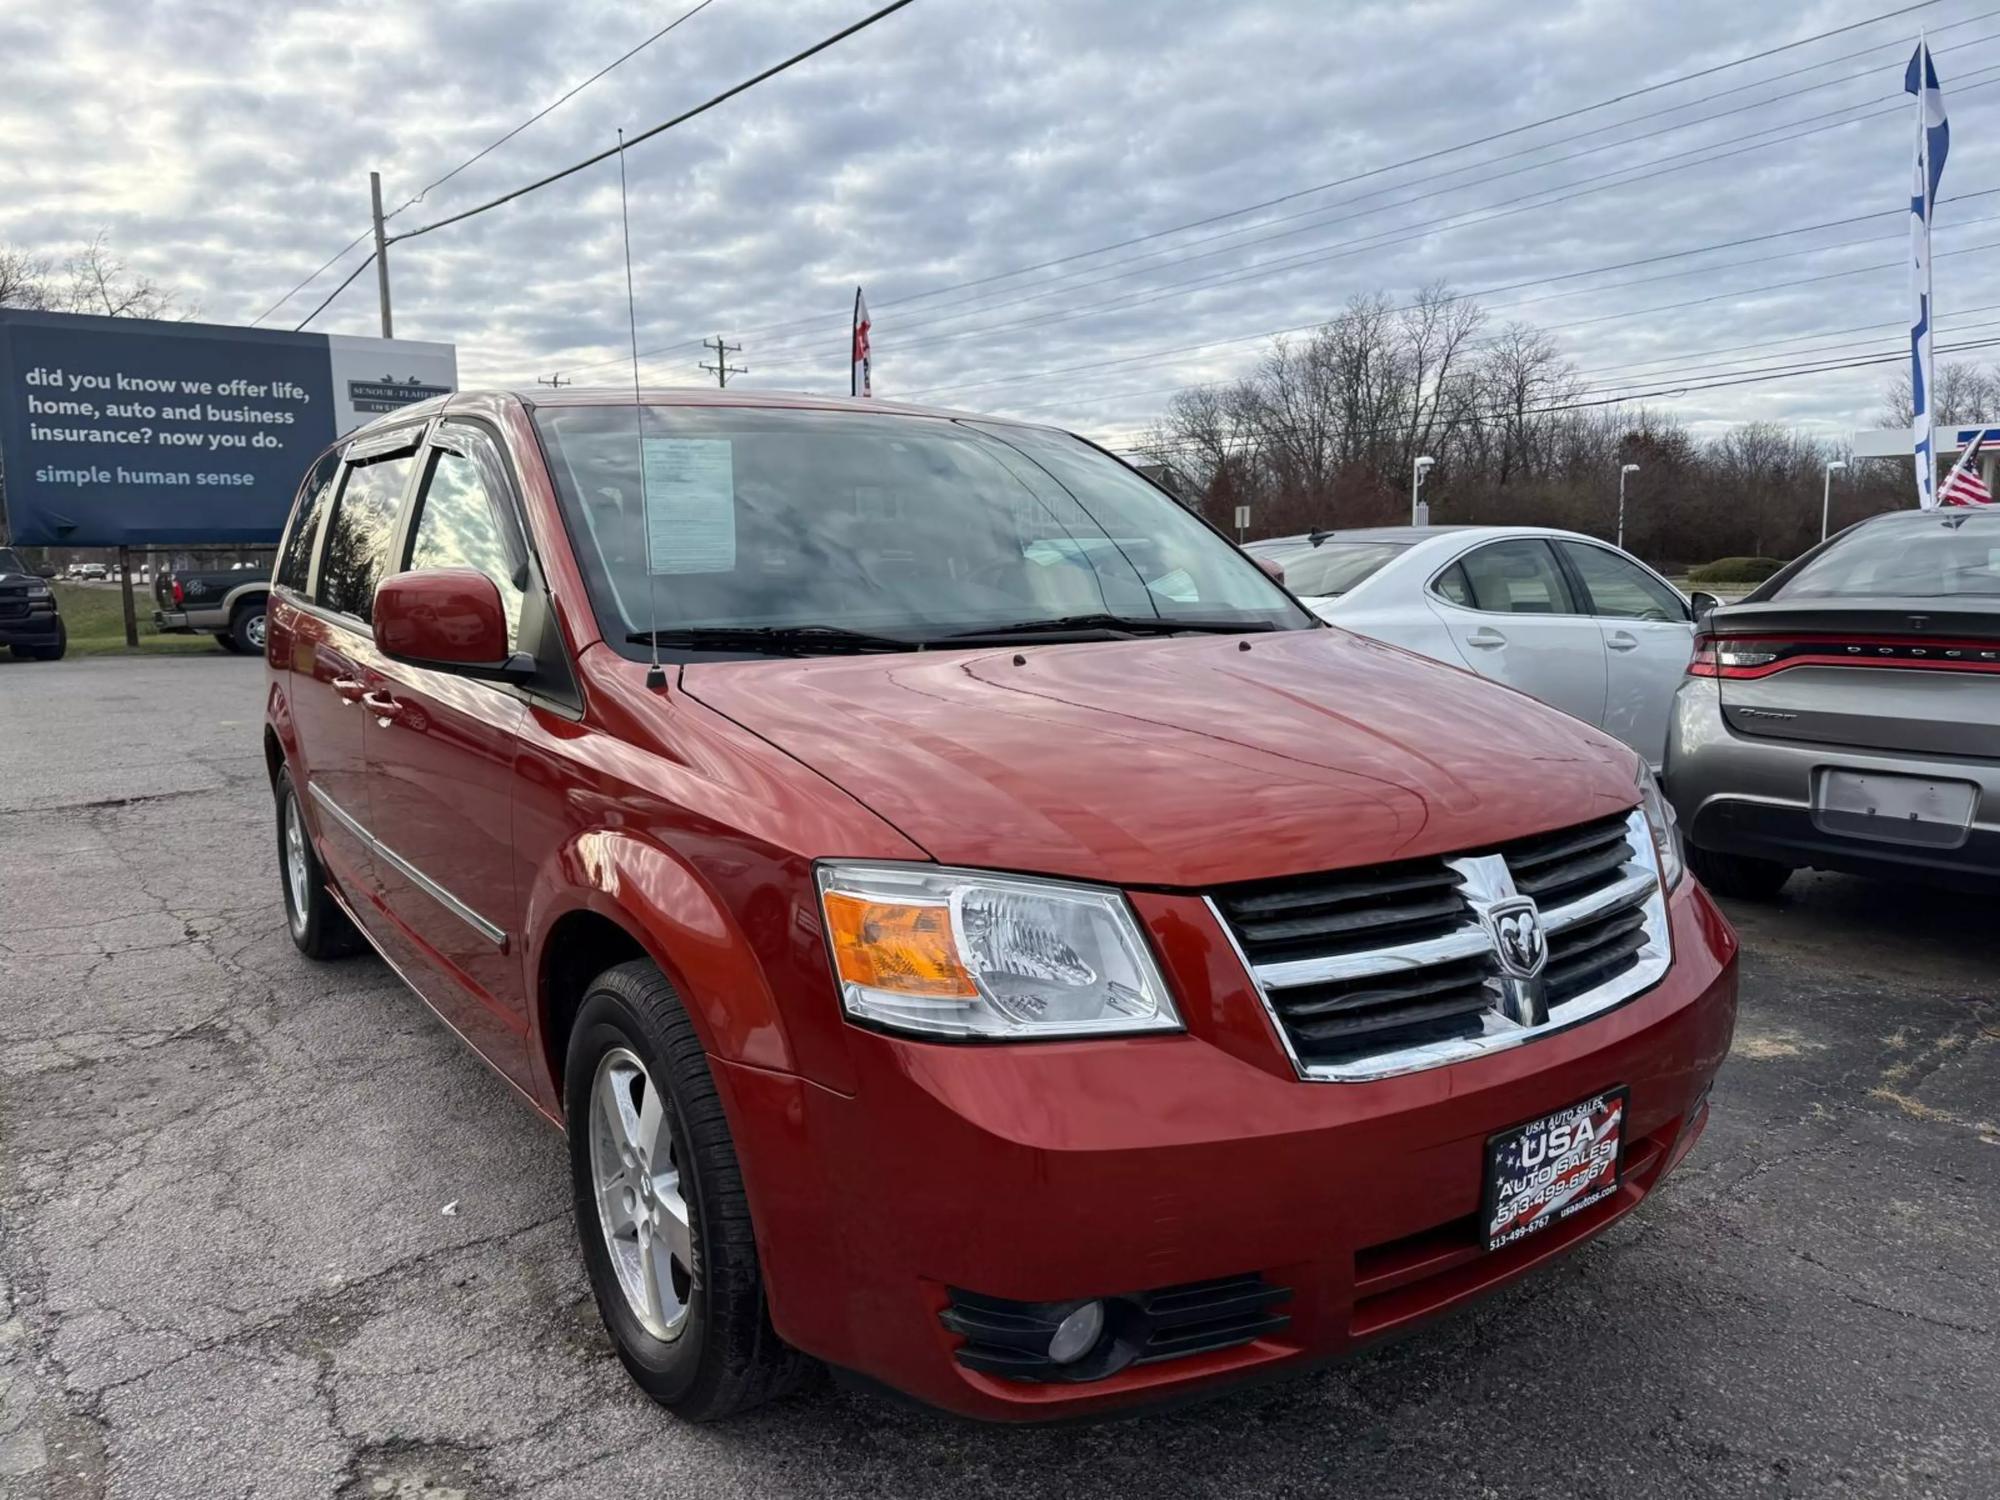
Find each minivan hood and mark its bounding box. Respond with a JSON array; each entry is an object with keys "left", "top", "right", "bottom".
[{"left": 680, "top": 630, "right": 1640, "bottom": 888}]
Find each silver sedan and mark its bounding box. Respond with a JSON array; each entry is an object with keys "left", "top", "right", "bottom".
[{"left": 1248, "top": 525, "right": 1700, "bottom": 768}]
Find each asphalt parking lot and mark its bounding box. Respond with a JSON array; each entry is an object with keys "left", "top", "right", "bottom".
[{"left": 1, "top": 654, "right": 1995, "bottom": 1500}]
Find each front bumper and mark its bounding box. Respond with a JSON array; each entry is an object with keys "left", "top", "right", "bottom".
[
  {"left": 717, "top": 879, "right": 1737, "bottom": 1421},
  {"left": 0, "top": 607, "right": 61, "bottom": 646},
  {"left": 1665, "top": 678, "right": 2000, "bottom": 885}
]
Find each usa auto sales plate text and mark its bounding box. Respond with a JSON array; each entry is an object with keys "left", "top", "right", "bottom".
[{"left": 1482, "top": 1088, "right": 1627, "bottom": 1252}]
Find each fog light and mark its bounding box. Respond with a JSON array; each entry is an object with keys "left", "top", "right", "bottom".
[{"left": 1047, "top": 1300, "right": 1105, "bottom": 1364}]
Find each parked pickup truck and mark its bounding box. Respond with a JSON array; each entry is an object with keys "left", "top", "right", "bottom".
[
  {"left": 154, "top": 565, "right": 270, "bottom": 653},
  {"left": 0, "top": 548, "right": 65, "bottom": 660}
]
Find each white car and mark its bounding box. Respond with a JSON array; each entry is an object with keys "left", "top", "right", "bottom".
[{"left": 1248, "top": 526, "right": 1703, "bottom": 767}]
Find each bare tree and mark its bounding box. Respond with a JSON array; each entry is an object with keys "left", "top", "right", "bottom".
[
  {"left": 1, "top": 233, "right": 184, "bottom": 319},
  {"left": 58, "top": 232, "right": 181, "bottom": 319},
  {"left": 1880, "top": 360, "right": 1998, "bottom": 428},
  {"left": 0, "top": 247, "right": 55, "bottom": 310}
]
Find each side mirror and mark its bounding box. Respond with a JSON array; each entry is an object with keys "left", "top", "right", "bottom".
[
  {"left": 1253, "top": 556, "right": 1286, "bottom": 584},
  {"left": 34, "top": 565, "right": 57, "bottom": 580},
  {"left": 1689, "top": 590, "right": 1721, "bottom": 622},
  {"left": 373, "top": 568, "right": 525, "bottom": 680}
]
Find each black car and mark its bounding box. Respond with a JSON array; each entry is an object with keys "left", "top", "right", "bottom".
[{"left": 0, "top": 548, "right": 65, "bottom": 661}]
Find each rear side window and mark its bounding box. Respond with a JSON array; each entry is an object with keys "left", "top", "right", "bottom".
[
  {"left": 1558, "top": 542, "right": 1687, "bottom": 622},
  {"left": 317, "top": 451, "right": 416, "bottom": 622},
  {"left": 406, "top": 445, "right": 525, "bottom": 644},
  {"left": 274, "top": 451, "right": 341, "bottom": 594},
  {"left": 1453, "top": 540, "right": 1576, "bottom": 614},
  {"left": 1434, "top": 562, "right": 1473, "bottom": 607}
]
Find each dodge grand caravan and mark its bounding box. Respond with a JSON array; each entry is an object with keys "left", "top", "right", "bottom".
[{"left": 263, "top": 389, "right": 1737, "bottom": 1422}]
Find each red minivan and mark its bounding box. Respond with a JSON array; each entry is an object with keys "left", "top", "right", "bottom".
[{"left": 264, "top": 389, "right": 1736, "bottom": 1422}]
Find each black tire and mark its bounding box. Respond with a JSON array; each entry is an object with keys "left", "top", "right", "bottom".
[
  {"left": 215, "top": 631, "right": 240, "bottom": 653},
  {"left": 565, "top": 960, "right": 808, "bottom": 1421},
  {"left": 275, "top": 767, "right": 364, "bottom": 959},
  {"left": 229, "top": 602, "right": 267, "bottom": 656},
  {"left": 1689, "top": 845, "right": 1793, "bottom": 900}
]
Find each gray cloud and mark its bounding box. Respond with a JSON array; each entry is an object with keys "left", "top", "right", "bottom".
[{"left": 4, "top": 0, "right": 1994, "bottom": 451}]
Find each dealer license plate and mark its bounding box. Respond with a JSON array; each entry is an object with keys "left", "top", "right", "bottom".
[{"left": 1482, "top": 1089, "right": 1627, "bottom": 1252}]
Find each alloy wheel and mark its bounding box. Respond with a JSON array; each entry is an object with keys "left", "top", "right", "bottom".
[
  {"left": 282, "top": 792, "right": 310, "bottom": 934},
  {"left": 588, "top": 1047, "right": 695, "bottom": 1340}
]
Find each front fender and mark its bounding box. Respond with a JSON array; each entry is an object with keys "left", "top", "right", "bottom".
[{"left": 524, "top": 829, "right": 795, "bottom": 1077}]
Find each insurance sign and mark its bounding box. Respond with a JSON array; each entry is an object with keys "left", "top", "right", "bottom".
[{"left": 0, "top": 308, "right": 456, "bottom": 546}]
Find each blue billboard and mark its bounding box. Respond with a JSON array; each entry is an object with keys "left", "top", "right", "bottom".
[{"left": 0, "top": 309, "right": 456, "bottom": 546}]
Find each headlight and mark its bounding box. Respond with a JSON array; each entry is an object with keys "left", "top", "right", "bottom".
[
  {"left": 814, "top": 862, "right": 1181, "bottom": 1040},
  {"left": 24, "top": 583, "right": 50, "bottom": 599},
  {"left": 1636, "top": 762, "right": 1684, "bottom": 890}
]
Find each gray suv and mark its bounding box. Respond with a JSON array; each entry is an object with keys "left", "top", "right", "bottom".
[{"left": 1665, "top": 508, "right": 1999, "bottom": 897}]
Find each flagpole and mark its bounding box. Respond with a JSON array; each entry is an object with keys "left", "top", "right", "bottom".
[
  {"left": 1915, "top": 34, "right": 1935, "bottom": 509},
  {"left": 1922, "top": 30, "right": 1935, "bottom": 509}
]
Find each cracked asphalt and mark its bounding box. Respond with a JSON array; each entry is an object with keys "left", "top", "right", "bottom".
[{"left": 1, "top": 653, "right": 1995, "bottom": 1499}]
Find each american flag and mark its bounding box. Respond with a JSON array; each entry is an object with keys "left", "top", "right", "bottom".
[
  {"left": 851, "top": 287, "right": 873, "bottom": 398},
  {"left": 1941, "top": 437, "right": 1994, "bottom": 507}
]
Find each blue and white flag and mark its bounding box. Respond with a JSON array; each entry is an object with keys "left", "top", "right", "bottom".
[{"left": 1908, "top": 41, "right": 1950, "bottom": 510}]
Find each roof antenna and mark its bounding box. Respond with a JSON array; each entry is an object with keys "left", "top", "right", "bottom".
[{"left": 616, "top": 125, "right": 667, "bottom": 690}]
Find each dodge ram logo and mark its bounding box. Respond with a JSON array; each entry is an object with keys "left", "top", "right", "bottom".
[{"left": 1485, "top": 897, "right": 1547, "bottom": 979}]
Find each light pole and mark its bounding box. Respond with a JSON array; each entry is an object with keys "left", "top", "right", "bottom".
[
  {"left": 1410, "top": 455, "right": 1435, "bottom": 525},
  {"left": 1820, "top": 459, "right": 1848, "bottom": 542},
  {"left": 1616, "top": 462, "right": 1641, "bottom": 549}
]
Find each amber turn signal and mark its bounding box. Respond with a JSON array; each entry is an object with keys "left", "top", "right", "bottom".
[{"left": 822, "top": 891, "right": 979, "bottom": 999}]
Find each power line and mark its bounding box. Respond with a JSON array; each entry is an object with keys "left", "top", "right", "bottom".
[
  {"left": 292, "top": 252, "right": 378, "bottom": 333},
  {"left": 253, "top": 0, "right": 720, "bottom": 325},
  {"left": 981, "top": 298, "right": 2000, "bottom": 427},
  {"left": 545, "top": 0, "right": 1961, "bottom": 374},
  {"left": 748, "top": 71, "right": 2000, "bottom": 374},
  {"left": 871, "top": 0, "right": 1950, "bottom": 316},
  {"left": 890, "top": 208, "right": 2000, "bottom": 406},
  {"left": 1110, "top": 332, "right": 2000, "bottom": 461},
  {"left": 252, "top": 231, "right": 375, "bottom": 327},
  {"left": 756, "top": 22, "right": 2000, "bottom": 355},
  {"left": 387, "top": 0, "right": 921, "bottom": 244}
]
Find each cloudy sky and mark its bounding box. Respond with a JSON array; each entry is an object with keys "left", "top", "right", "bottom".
[{"left": 5, "top": 0, "right": 1997, "bottom": 451}]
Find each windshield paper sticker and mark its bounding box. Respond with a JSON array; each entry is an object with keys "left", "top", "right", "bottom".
[{"left": 642, "top": 438, "right": 736, "bottom": 575}]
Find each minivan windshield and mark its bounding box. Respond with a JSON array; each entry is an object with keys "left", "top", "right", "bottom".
[
  {"left": 532, "top": 405, "right": 1310, "bottom": 655},
  {"left": 1776, "top": 511, "right": 2000, "bottom": 599}
]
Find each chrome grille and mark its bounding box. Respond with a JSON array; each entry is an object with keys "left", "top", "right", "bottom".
[{"left": 1211, "top": 808, "right": 1671, "bottom": 1082}]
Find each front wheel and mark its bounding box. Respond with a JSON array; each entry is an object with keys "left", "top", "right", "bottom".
[
  {"left": 14, "top": 621, "right": 66, "bottom": 661},
  {"left": 1689, "top": 845, "right": 1793, "bottom": 900},
  {"left": 565, "top": 961, "right": 808, "bottom": 1421}
]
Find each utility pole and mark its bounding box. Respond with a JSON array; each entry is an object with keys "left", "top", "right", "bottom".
[
  {"left": 700, "top": 336, "right": 746, "bottom": 388},
  {"left": 369, "top": 171, "right": 393, "bottom": 339}
]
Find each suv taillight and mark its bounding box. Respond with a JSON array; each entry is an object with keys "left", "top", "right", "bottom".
[{"left": 171, "top": 578, "right": 184, "bottom": 604}]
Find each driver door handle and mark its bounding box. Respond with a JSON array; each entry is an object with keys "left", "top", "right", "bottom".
[
  {"left": 360, "top": 689, "right": 404, "bottom": 724},
  {"left": 1466, "top": 627, "right": 1507, "bottom": 650},
  {"left": 1606, "top": 631, "right": 1640, "bottom": 652}
]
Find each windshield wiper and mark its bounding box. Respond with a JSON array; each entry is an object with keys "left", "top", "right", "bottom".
[
  {"left": 627, "top": 624, "right": 921, "bottom": 655},
  {"left": 940, "top": 613, "right": 1282, "bottom": 643}
]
